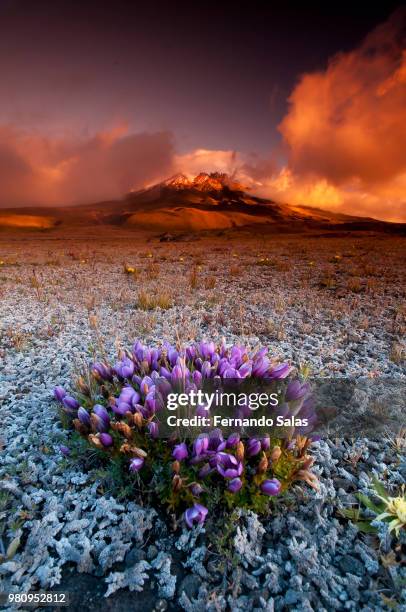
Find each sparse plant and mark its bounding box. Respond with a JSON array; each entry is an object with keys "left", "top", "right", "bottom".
[{"left": 341, "top": 479, "right": 406, "bottom": 538}]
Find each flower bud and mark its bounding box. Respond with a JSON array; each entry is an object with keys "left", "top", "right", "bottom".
[
  {"left": 270, "top": 446, "right": 282, "bottom": 462},
  {"left": 73, "top": 418, "right": 88, "bottom": 435},
  {"left": 88, "top": 434, "right": 103, "bottom": 450},
  {"left": 172, "top": 442, "right": 188, "bottom": 461},
  {"left": 228, "top": 478, "right": 242, "bottom": 493},
  {"left": 100, "top": 433, "right": 114, "bottom": 447},
  {"left": 172, "top": 474, "right": 182, "bottom": 492},
  {"left": 77, "top": 376, "right": 90, "bottom": 396},
  {"left": 129, "top": 457, "right": 144, "bottom": 472},
  {"left": 111, "top": 422, "right": 133, "bottom": 440},
  {"left": 53, "top": 386, "right": 67, "bottom": 402},
  {"left": 296, "top": 469, "right": 319, "bottom": 490},
  {"left": 133, "top": 413, "right": 143, "bottom": 429},
  {"left": 261, "top": 478, "right": 281, "bottom": 496},
  {"left": 78, "top": 407, "right": 91, "bottom": 426},
  {"left": 236, "top": 441, "right": 245, "bottom": 462},
  {"left": 301, "top": 456, "right": 315, "bottom": 470},
  {"left": 172, "top": 460, "right": 180, "bottom": 474},
  {"left": 257, "top": 452, "right": 268, "bottom": 474}
]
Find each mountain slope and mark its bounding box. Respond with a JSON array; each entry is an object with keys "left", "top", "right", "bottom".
[{"left": 0, "top": 172, "right": 404, "bottom": 233}]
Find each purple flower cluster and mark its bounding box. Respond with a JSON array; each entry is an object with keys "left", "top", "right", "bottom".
[{"left": 55, "top": 340, "right": 317, "bottom": 527}]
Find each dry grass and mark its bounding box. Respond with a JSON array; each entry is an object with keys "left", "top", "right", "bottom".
[
  {"left": 204, "top": 275, "right": 216, "bottom": 290},
  {"left": 146, "top": 262, "right": 160, "bottom": 279},
  {"left": 390, "top": 341, "right": 405, "bottom": 364},
  {"left": 189, "top": 267, "right": 199, "bottom": 290},
  {"left": 347, "top": 277, "right": 363, "bottom": 293},
  {"left": 137, "top": 289, "right": 172, "bottom": 311}
]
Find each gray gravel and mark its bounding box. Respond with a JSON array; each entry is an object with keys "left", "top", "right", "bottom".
[{"left": 0, "top": 233, "right": 405, "bottom": 610}]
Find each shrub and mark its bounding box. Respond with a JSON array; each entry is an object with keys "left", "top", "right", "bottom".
[{"left": 55, "top": 340, "right": 319, "bottom": 528}]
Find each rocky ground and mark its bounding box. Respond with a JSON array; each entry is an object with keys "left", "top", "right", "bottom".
[{"left": 0, "top": 228, "right": 405, "bottom": 610}]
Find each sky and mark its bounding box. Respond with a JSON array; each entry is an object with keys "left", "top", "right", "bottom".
[{"left": 0, "top": 0, "right": 405, "bottom": 221}]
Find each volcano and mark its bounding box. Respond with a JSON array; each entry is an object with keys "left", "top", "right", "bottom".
[{"left": 0, "top": 172, "right": 404, "bottom": 234}]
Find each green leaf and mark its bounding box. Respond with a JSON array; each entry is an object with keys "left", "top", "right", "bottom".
[
  {"left": 355, "top": 521, "right": 378, "bottom": 534},
  {"left": 371, "top": 477, "right": 389, "bottom": 500},
  {"left": 356, "top": 493, "right": 383, "bottom": 514}
]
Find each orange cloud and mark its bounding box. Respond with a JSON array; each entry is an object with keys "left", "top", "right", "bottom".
[
  {"left": 276, "top": 8, "right": 406, "bottom": 221},
  {"left": 0, "top": 125, "right": 175, "bottom": 207}
]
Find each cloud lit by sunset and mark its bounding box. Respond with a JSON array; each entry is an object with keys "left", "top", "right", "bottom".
[{"left": 0, "top": 2, "right": 404, "bottom": 221}]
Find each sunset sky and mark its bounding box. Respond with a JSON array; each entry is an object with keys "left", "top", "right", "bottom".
[{"left": 0, "top": 0, "right": 405, "bottom": 221}]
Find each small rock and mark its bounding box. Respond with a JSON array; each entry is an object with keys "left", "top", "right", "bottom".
[
  {"left": 178, "top": 574, "right": 202, "bottom": 599},
  {"left": 125, "top": 547, "right": 146, "bottom": 566},
  {"left": 284, "top": 589, "right": 299, "bottom": 605},
  {"left": 147, "top": 544, "right": 159, "bottom": 560},
  {"left": 155, "top": 598, "right": 168, "bottom": 611},
  {"left": 338, "top": 555, "right": 365, "bottom": 577}
]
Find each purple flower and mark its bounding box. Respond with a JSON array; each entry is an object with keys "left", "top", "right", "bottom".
[
  {"left": 184, "top": 503, "right": 208, "bottom": 528},
  {"left": 228, "top": 478, "right": 242, "bottom": 493},
  {"left": 119, "top": 386, "right": 137, "bottom": 402},
  {"left": 112, "top": 401, "right": 132, "bottom": 416},
  {"left": 140, "top": 376, "right": 153, "bottom": 395},
  {"left": 91, "top": 362, "right": 113, "bottom": 381},
  {"left": 147, "top": 421, "right": 159, "bottom": 439},
  {"left": 238, "top": 362, "right": 252, "bottom": 378},
  {"left": 132, "top": 340, "right": 145, "bottom": 362},
  {"left": 129, "top": 457, "right": 144, "bottom": 472},
  {"left": 114, "top": 357, "right": 135, "bottom": 379},
  {"left": 100, "top": 433, "right": 113, "bottom": 447},
  {"left": 246, "top": 438, "right": 261, "bottom": 457},
  {"left": 53, "top": 386, "right": 67, "bottom": 402},
  {"left": 208, "top": 429, "right": 226, "bottom": 452},
  {"left": 226, "top": 433, "right": 240, "bottom": 448},
  {"left": 199, "top": 341, "right": 215, "bottom": 360},
  {"left": 62, "top": 396, "right": 80, "bottom": 411},
  {"left": 192, "top": 435, "right": 208, "bottom": 457},
  {"left": 93, "top": 404, "right": 110, "bottom": 427},
  {"left": 59, "top": 445, "right": 70, "bottom": 457},
  {"left": 268, "top": 363, "right": 292, "bottom": 380},
  {"left": 201, "top": 361, "right": 212, "bottom": 379},
  {"left": 285, "top": 380, "right": 309, "bottom": 402},
  {"left": 252, "top": 356, "right": 270, "bottom": 377},
  {"left": 160, "top": 366, "right": 171, "bottom": 381},
  {"left": 223, "top": 367, "right": 240, "bottom": 378},
  {"left": 186, "top": 346, "right": 196, "bottom": 361},
  {"left": 192, "top": 370, "right": 202, "bottom": 386},
  {"left": 261, "top": 478, "right": 281, "bottom": 496},
  {"left": 261, "top": 436, "right": 270, "bottom": 451},
  {"left": 172, "top": 442, "right": 188, "bottom": 461},
  {"left": 216, "top": 452, "right": 243, "bottom": 478},
  {"left": 168, "top": 347, "right": 179, "bottom": 366},
  {"left": 144, "top": 391, "right": 157, "bottom": 415},
  {"left": 78, "top": 407, "right": 91, "bottom": 426}
]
